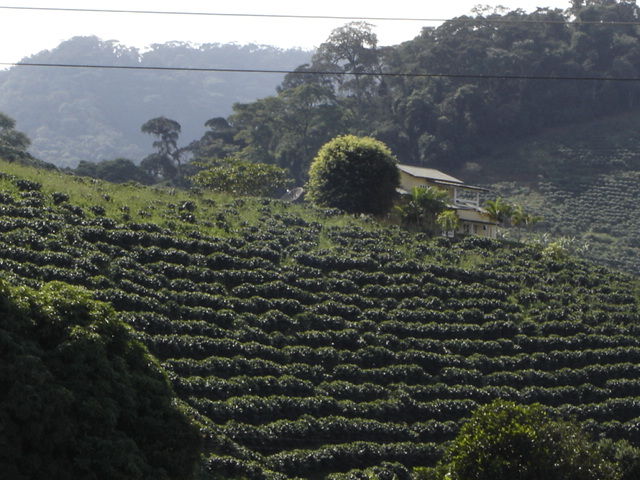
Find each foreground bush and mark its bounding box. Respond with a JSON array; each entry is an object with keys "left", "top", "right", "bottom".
[
  {"left": 0, "top": 280, "right": 202, "bottom": 479},
  {"left": 422, "top": 400, "right": 618, "bottom": 480}
]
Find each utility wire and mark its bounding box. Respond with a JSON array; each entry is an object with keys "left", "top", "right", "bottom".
[
  {"left": 2, "top": 4, "right": 640, "bottom": 26},
  {"left": 2, "top": 61, "right": 640, "bottom": 82}
]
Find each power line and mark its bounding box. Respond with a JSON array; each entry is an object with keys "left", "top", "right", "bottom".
[
  {"left": 2, "top": 4, "right": 640, "bottom": 26},
  {"left": 3, "top": 5, "right": 444, "bottom": 21},
  {"left": 3, "top": 61, "right": 640, "bottom": 82}
]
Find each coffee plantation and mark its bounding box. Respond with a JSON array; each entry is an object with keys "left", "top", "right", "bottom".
[{"left": 0, "top": 160, "right": 639, "bottom": 478}]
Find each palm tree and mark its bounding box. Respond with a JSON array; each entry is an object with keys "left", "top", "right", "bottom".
[
  {"left": 484, "top": 197, "right": 514, "bottom": 226},
  {"left": 511, "top": 204, "right": 542, "bottom": 228},
  {"left": 437, "top": 209, "right": 461, "bottom": 237},
  {"left": 511, "top": 204, "right": 542, "bottom": 240},
  {"left": 395, "top": 186, "right": 450, "bottom": 233}
]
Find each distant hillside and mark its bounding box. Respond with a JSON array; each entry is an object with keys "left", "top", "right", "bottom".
[
  {"left": 175, "top": 1, "right": 640, "bottom": 185},
  {"left": 0, "top": 36, "right": 311, "bottom": 167},
  {"left": 1, "top": 159, "right": 639, "bottom": 478},
  {"left": 471, "top": 111, "right": 640, "bottom": 276}
]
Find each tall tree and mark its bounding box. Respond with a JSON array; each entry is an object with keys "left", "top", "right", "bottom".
[
  {"left": 310, "top": 22, "right": 383, "bottom": 126},
  {"left": 190, "top": 117, "right": 243, "bottom": 160},
  {"left": 230, "top": 84, "right": 345, "bottom": 183},
  {"left": 140, "top": 116, "right": 186, "bottom": 183},
  {"left": 182, "top": 2, "right": 640, "bottom": 176},
  {"left": 0, "top": 112, "right": 31, "bottom": 162}
]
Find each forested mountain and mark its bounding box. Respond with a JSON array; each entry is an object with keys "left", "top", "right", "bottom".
[
  {"left": 196, "top": 0, "right": 640, "bottom": 182},
  {"left": 0, "top": 37, "right": 310, "bottom": 167},
  {"left": 1, "top": 159, "right": 640, "bottom": 478},
  {"left": 3, "top": 1, "right": 639, "bottom": 178}
]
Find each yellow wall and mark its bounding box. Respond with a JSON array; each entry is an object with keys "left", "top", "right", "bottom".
[
  {"left": 456, "top": 209, "right": 492, "bottom": 223},
  {"left": 398, "top": 172, "right": 455, "bottom": 198},
  {"left": 458, "top": 221, "right": 497, "bottom": 239},
  {"left": 456, "top": 209, "right": 497, "bottom": 238}
]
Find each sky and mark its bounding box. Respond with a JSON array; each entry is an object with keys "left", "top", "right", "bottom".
[{"left": 1, "top": 0, "right": 572, "bottom": 64}]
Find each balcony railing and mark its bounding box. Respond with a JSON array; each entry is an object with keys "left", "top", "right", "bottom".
[{"left": 453, "top": 188, "right": 480, "bottom": 208}]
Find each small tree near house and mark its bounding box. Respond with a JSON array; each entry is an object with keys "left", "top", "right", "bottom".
[
  {"left": 437, "top": 209, "right": 460, "bottom": 237},
  {"left": 190, "top": 156, "right": 293, "bottom": 197},
  {"left": 395, "top": 186, "right": 449, "bottom": 233}
]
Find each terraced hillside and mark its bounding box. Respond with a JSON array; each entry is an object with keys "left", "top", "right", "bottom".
[
  {"left": 475, "top": 112, "right": 640, "bottom": 276},
  {"left": 494, "top": 171, "right": 640, "bottom": 274},
  {"left": 1, "top": 161, "right": 640, "bottom": 479}
]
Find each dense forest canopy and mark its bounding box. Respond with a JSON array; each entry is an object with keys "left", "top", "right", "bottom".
[
  {"left": 196, "top": 0, "right": 640, "bottom": 182},
  {"left": 0, "top": 37, "right": 310, "bottom": 167},
  {"left": 2, "top": 1, "right": 640, "bottom": 179}
]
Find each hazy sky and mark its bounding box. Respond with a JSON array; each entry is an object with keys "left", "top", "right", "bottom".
[{"left": 2, "top": 0, "right": 571, "bottom": 63}]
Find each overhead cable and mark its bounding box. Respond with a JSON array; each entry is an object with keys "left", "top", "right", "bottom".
[
  {"left": 2, "top": 5, "right": 640, "bottom": 26},
  {"left": 3, "top": 61, "right": 640, "bottom": 82}
]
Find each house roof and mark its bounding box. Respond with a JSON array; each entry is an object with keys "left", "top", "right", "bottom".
[
  {"left": 397, "top": 164, "right": 490, "bottom": 192},
  {"left": 397, "top": 164, "right": 464, "bottom": 184}
]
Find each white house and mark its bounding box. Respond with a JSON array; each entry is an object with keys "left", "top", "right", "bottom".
[{"left": 397, "top": 164, "right": 498, "bottom": 238}]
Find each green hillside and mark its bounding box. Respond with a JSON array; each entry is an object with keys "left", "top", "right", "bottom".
[
  {"left": 472, "top": 111, "right": 640, "bottom": 276},
  {"left": 1, "top": 159, "right": 640, "bottom": 478}
]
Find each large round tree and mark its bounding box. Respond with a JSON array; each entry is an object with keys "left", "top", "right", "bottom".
[
  {"left": 0, "top": 280, "right": 202, "bottom": 479},
  {"left": 306, "top": 135, "right": 399, "bottom": 215}
]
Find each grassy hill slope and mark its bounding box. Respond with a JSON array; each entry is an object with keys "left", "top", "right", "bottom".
[
  {"left": 468, "top": 111, "right": 640, "bottom": 276},
  {"left": 1, "top": 160, "right": 640, "bottom": 478}
]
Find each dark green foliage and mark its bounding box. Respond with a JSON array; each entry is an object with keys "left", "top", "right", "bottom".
[
  {"left": 141, "top": 117, "right": 186, "bottom": 183},
  {"left": 229, "top": 81, "right": 346, "bottom": 183},
  {"left": 186, "top": 2, "right": 640, "bottom": 178},
  {"left": 306, "top": 135, "right": 399, "bottom": 214},
  {"left": 395, "top": 187, "right": 449, "bottom": 233},
  {"left": 189, "top": 117, "right": 243, "bottom": 161},
  {"left": 51, "top": 192, "right": 69, "bottom": 204},
  {"left": 0, "top": 280, "right": 202, "bottom": 479},
  {"left": 14, "top": 178, "right": 41, "bottom": 192},
  {"left": 428, "top": 400, "right": 617, "bottom": 480},
  {"left": 74, "top": 158, "right": 154, "bottom": 185},
  {"left": 90, "top": 205, "right": 106, "bottom": 216},
  {"left": 599, "top": 439, "right": 640, "bottom": 480},
  {"left": 493, "top": 168, "right": 640, "bottom": 276},
  {"left": 0, "top": 112, "right": 32, "bottom": 163}
]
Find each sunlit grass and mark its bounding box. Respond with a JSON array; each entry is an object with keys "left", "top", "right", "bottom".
[{"left": 0, "top": 159, "right": 372, "bottom": 249}]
